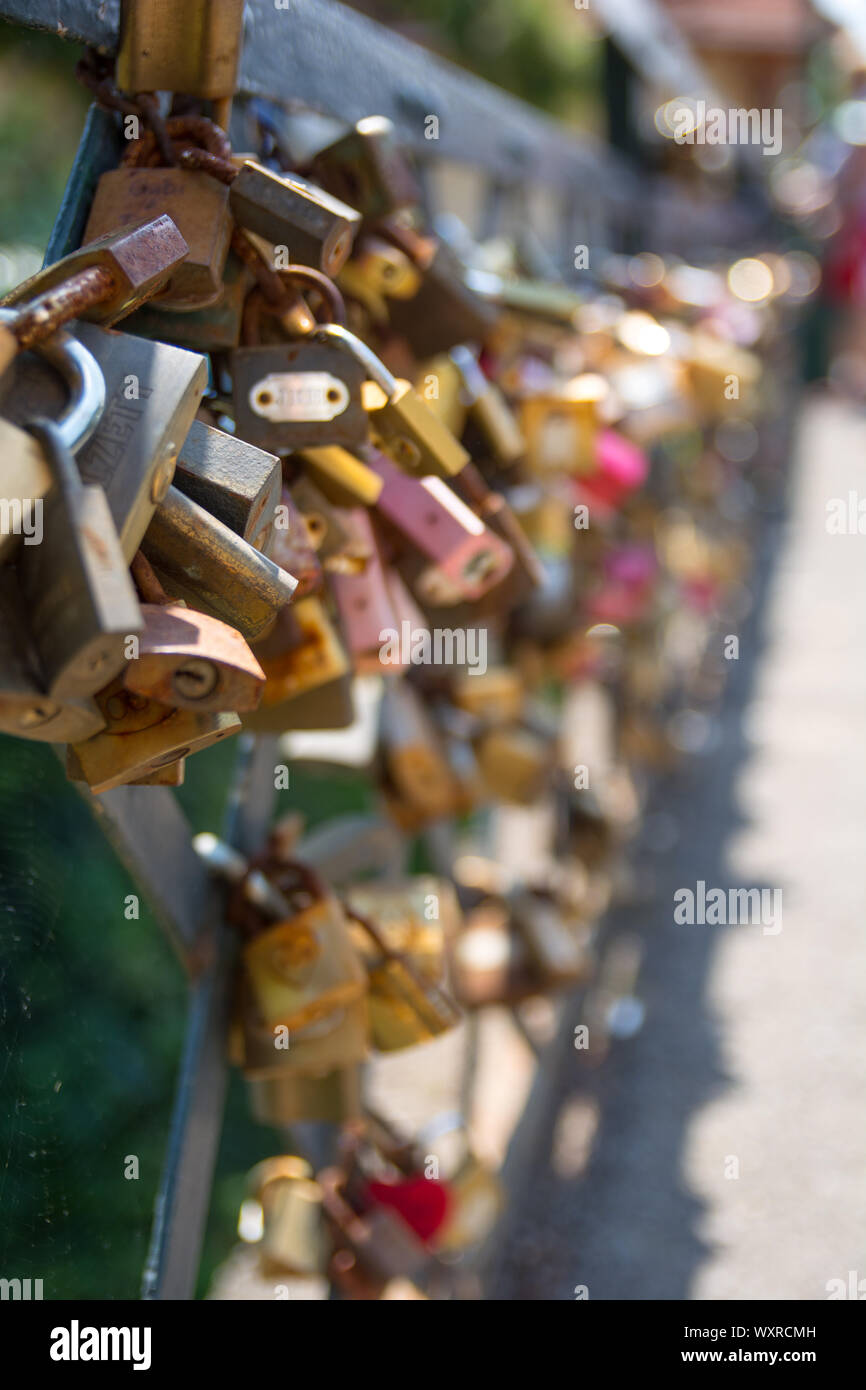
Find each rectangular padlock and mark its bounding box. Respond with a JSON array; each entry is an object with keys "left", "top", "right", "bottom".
[
  {"left": 174, "top": 419, "right": 282, "bottom": 556},
  {"left": 309, "top": 117, "right": 421, "bottom": 223},
  {"left": 142, "top": 486, "right": 298, "bottom": 641},
  {"left": 328, "top": 510, "right": 400, "bottom": 674},
  {"left": 232, "top": 338, "right": 370, "bottom": 453},
  {"left": 82, "top": 167, "right": 233, "bottom": 311},
  {"left": 0, "top": 323, "right": 207, "bottom": 561},
  {"left": 17, "top": 420, "right": 143, "bottom": 701},
  {"left": 116, "top": 0, "right": 244, "bottom": 98},
  {"left": 362, "top": 447, "right": 514, "bottom": 605},
  {"left": 229, "top": 163, "right": 360, "bottom": 277},
  {"left": 246, "top": 592, "right": 351, "bottom": 710}
]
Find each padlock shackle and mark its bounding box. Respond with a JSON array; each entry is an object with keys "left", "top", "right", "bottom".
[
  {"left": 0, "top": 314, "right": 106, "bottom": 453},
  {"left": 311, "top": 323, "right": 397, "bottom": 400}
]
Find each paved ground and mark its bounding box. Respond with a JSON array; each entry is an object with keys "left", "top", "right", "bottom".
[{"left": 495, "top": 396, "right": 866, "bottom": 1301}]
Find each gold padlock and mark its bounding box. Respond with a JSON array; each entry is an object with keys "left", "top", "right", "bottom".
[
  {"left": 344, "top": 904, "right": 461, "bottom": 1052},
  {"left": 67, "top": 676, "right": 241, "bottom": 792}
]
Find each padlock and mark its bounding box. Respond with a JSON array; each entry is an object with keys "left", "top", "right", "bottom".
[
  {"left": 328, "top": 510, "right": 401, "bottom": 674},
  {"left": 238, "top": 866, "right": 367, "bottom": 1034},
  {"left": 413, "top": 353, "right": 468, "bottom": 437},
  {"left": 231, "top": 335, "right": 369, "bottom": 453},
  {"left": 386, "top": 238, "right": 498, "bottom": 358},
  {"left": 338, "top": 236, "right": 421, "bottom": 323},
  {"left": 228, "top": 163, "right": 360, "bottom": 277},
  {"left": 116, "top": 0, "right": 245, "bottom": 99},
  {"left": 123, "top": 602, "right": 265, "bottom": 712},
  {"left": 298, "top": 443, "right": 512, "bottom": 604},
  {"left": 11, "top": 330, "right": 143, "bottom": 701},
  {"left": 309, "top": 116, "right": 421, "bottom": 223},
  {"left": 67, "top": 676, "right": 241, "bottom": 793},
  {"left": 474, "top": 723, "right": 553, "bottom": 805},
  {"left": 449, "top": 345, "right": 525, "bottom": 465},
  {"left": 344, "top": 904, "right": 461, "bottom": 1052},
  {"left": 363, "top": 447, "right": 514, "bottom": 605},
  {"left": 238, "top": 974, "right": 369, "bottom": 1081},
  {"left": 0, "top": 322, "right": 208, "bottom": 561},
  {"left": 18, "top": 419, "right": 142, "bottom": 702},
  {"left": 0, "top": 570, "right": 105, "bottom": 744},
  {"left": 451, "top": 668, "right": 525, "bottom": 725},
  {"left": 248, "top": 1157, "right": 328, "bottom": 1277},
  {"left": 519, "top": 374, "right": 606, "bottom": 477},
  {"left": 0, "top": 216, "right": 190, "bottom": 327},
  {"left": 265, "top": 485, "right": 323, "bottom": 597},
  {"left": 379, "top": 680, "right": 459, "bottom": 822},
  {"left": 320, "top": 1167, "right": 429, "bottom": 1296},
  {"left": 343, "top": 877, "right": 460, "bottom": 980},
  {"left": 372, "top": 1110, "right": 504, "bottom": 1254},
  {"left": 306, "top": 324, "right": 470, "bottom": 478},
  {"left": 289, "top": 474, "right": 369, "bottom": 570},
  {"left": 173, "top": 419, "right": 282, "bottom": 556},
  {"left": 82, "top": 167, "right": 232, "bottom": 312},
  {"left": 243, "top": 591, "right": 352, "bottom": 725},
  {"left": 141, "top": 486, "right": 298, "bottom": 641}
]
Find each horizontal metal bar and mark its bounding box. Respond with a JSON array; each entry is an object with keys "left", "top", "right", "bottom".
[{"left": 0, "top": 0, "right": 633, "bottom": 196}]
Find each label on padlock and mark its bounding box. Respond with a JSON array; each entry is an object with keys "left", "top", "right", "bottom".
[{"left": 248, "top": 373, "right": 350, "bottom": 423}]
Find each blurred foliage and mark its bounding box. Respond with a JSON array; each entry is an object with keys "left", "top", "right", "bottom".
[
  {"left": 365, "top": 0, "right": 603, "bottom": 127},
  {"left": 0, "top": 27, "right": 88, "bottom": 259}
]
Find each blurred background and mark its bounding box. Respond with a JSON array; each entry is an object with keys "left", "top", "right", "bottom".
[{"left": 0, "top": 0, "right": 864, "bottom": 1301}]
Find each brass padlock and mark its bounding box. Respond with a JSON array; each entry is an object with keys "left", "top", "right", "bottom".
[
  {"left": 244, "top": 593, "right": 353, "bottom": 730},
  {"left": 519, "top": 375, "right": 606, "bottom": 477},
  {"left": 142, "top": 486, "right": 298, "bottom": 641},
  {"left": 380, "top": 680, "right": 460, "bottom": 823},
  {"left": 0, "top": 322, "right": 208, "bottom": 561},
  {"left": 345, "top": 903, "right": 461, "bottom": 1053},
  {"left": 474, "top": 723, "right": 554, "bottom": 805},
  {"left": 338, "top": 236, "right": 420, "bottom": 323},
  {"left": 173, "top": 419, "right": 282, "bottom": 556},
  {"left": 116, "top": 0, "right": 245, "bottom": 99},
  {"left": 343, "top": 878, "right": 460, "bottom": 979},
  {"left": 248, "top": 1157, "right": 328, "bottom": 1277},
  {"left": 449, "top": 345, "right": 524, "bottom": 465},
  {"left": 309, "top": 116, "right": 421, "bottom": 223},
  {"left": 229, "top": 163, "right": 360, "bottom": 277},
  {"left": 0, "top": 570, "right": 105, "bottom": 744},
  {"left": 68, "top": 677, "right": 241, "bottom": 792},
  {"left": 237, "top": 860, "right": 367, "bottom": 1035},
  {"left": 83, "top": 166, "right": 232, "bottom": 312}
]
